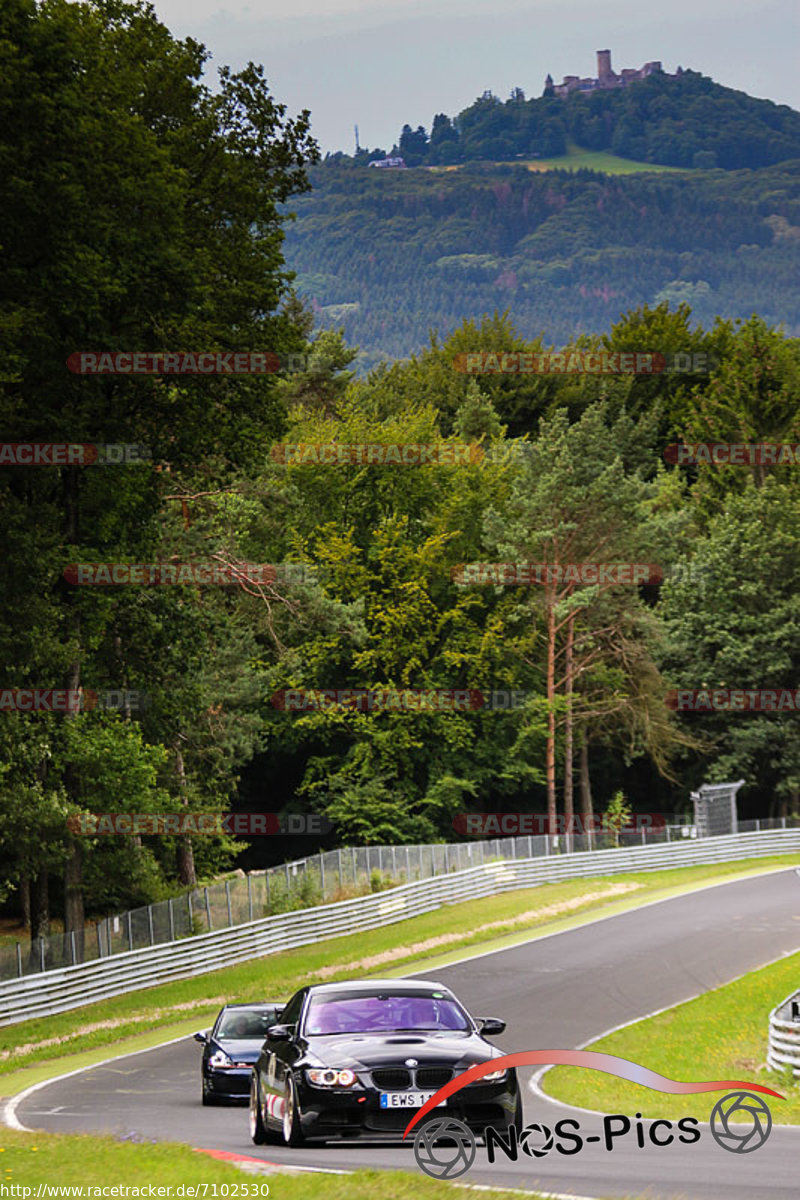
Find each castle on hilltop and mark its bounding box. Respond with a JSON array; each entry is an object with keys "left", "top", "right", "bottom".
[{"left": 545, "top": 49, "right": 681, "bottom": 98}]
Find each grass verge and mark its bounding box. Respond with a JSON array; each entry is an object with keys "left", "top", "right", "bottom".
[
  {"left": 543, "top": 948, "right": 800, "bottom": 1124},
  {"left": 0, "top": 1126, "right": 552, "bottom": 1198},
  {"left": 1, "top": 853, "right": 797, "bottom": 1091}
]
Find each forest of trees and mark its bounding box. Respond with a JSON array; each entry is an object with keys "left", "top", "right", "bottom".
[
  {"left": 331, "top": 70, "right": 800, "bottom": 170},
  {"left": 283, "top": 161, "right": 800, "bottom": 368},
  {"left": 1, "top": 1, "right": 798, "bottom": 946}
]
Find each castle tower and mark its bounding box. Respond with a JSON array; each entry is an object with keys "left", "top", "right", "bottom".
[
  {"left": 597, "top": 49, "right": 612, "bottom": 80},
  {"left": 543, "top": 72, "right": 554, "bottom": 97}
]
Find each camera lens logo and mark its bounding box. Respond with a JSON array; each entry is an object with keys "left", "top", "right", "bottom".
[
  {"left": 710, "top": 1091, "right": 772, "bottom": 1153},
  {"left": 518, "top": 1122, "right": 554, "bottom": 1157},
  {"left": 413, "top": 1117, "right": 477, "bottom": 1179}
]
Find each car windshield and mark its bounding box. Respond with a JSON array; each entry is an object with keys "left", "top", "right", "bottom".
[
  {"left": 217, "top": 1008, "right": 280, "bottom": 1039},
  {"left": 304, "top": 992, "right": 471, "bottom": 1035}
]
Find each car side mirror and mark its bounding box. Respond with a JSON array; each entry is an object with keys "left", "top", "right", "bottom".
[
  {"left": 266, "top": 1023, "right": 292, "bottom": 1042},
  {"left": 193, "top": 1031, "right": 208, "bottom": 1044},
  {"left": 479, "top": 1017, "right": 506, "bottom": 1036}
]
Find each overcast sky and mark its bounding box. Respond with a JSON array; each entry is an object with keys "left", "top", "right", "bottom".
[{"left": 151, "top": 0, "right": 800, "bottom": 154}]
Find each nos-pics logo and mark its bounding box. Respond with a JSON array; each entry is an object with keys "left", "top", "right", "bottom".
[{"left": 405, "top": 1050, "right": 781, "bottom": 1180}]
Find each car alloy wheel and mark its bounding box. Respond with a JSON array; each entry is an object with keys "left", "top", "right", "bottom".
[
  {"left": 282, "top": 1076, "right": 305, "bottom": 1146},
  {"left": 250, "top": 1075, "right": 269, "bottom": 1144}
]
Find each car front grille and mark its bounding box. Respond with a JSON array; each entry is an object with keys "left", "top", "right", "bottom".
[
  {"left": 371, "top": 1068, "right": 411, "bottom": 1090},
  {"left": 416, "top": 1067, "right": 453, "bottom": 1089}
]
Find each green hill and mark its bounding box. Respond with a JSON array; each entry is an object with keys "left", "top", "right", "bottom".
[
  {"left": 282, "top": 160, "right": 800, "bottom": 367},
  {"left": 330, "top": 70, "right": 800, "bottom": 172}
]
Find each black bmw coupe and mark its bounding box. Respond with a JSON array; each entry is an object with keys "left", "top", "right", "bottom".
[{"left": 249, "top": 978, "right": 519, "bottom": 1145}]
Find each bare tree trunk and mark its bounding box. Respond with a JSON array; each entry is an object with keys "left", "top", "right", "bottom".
[
  {"left": 175, "top": 743, "right": 196, "bottom": 887},
  {"left": 19, "top": 878, "right": 30, "bottom": 929},
  {"left": 545, "top": 588, "right": 557, "bottom": 849},
  {"left": 30, "top": 870, "right": 49, "bottom": 968},
  {"left": 62, "top": 463, "right": 85, "bottom": 955},
  {"left": 579, "top": 730, "right": 594, "bottom": 850},
  {"left": 64, "top": 840, "right": 85, "bottom": 961},
  {"left": 563, "top": 614, "right": 575, "bottom": 851}
]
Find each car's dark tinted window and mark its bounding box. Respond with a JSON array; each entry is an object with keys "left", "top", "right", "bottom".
[
  {"left": 279, "top": 989, "right": 306, "bottom": 1027},
  {"left": 217, "top": 1007, "right": 281, "bottom": 1038},
  {"left": 304, "top": 991, "right": 470, "bottom": 1034}
]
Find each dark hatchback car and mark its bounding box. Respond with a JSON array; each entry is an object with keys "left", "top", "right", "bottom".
[
  {"left": 249, "top": 978, "right": 519, "bottom": 1145},
  {"left": 195, "top": 1001, "right": 283, "bottom": 1105}
]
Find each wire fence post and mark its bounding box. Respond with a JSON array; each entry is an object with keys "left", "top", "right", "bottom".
[
  {"left": 147, "top": 905, "right": 155, "bottom": 946},
  {"left": 40, "top": 937, "right": 45, "bottom": 973},
  {"left": 337, "top": 849, "right": 343, "bottom": 891},
  {"left": 127, "top": 911, "right": 133, "bottom": 951},
  {"left": 205, "top": 887, "right": 213, "bottom": 930},
  {"left": 247, "top": 873, "right": 253, "bottom": 922},
  {"left": 16, "top": 942, "right": 22, "bottom": 978},
  {"left": 168, "top": 897, "right": 175, "bottom": 941},
  {"left": 351, "top": 846, "right": 357, "bottom": 887},
  {"left": 319, "top": 853, "right": 325, "bottom": 900},
  {"left": 96, "top": 922, "right": 102, "bottom": 959},
  {"left": 405, "top": 846, "right": 411, "bottom": 881},
  {"left": 187, "top": 890, "right": 193, "bottom": 933},
  {"left": 225, "top": 880, "right": 233, "bottom": 927}
]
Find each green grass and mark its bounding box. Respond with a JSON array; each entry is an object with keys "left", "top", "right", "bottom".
[
  {"left": 0, "top": 1126, "right": 552, "bottom": 1199},
  {"left": 432, "top": 141, "right": 685, "bottom": 175},
  {"left": 543, "top": 948, "right": 800, "bottom": 1124},
  {"left": 0, "top": 853, "right": 796, "bottom": 1092}
]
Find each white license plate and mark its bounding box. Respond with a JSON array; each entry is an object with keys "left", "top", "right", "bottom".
[{"left": 379, "top": 1092, "right": 444, "bottom": 1109}]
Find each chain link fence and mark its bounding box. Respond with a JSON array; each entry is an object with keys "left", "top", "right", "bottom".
[{"left": 3, "top": 814, "right": 797, "bottom": 981}]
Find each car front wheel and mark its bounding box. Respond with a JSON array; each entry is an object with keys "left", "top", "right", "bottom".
[
  {"left": 202, "top": 1078, "right": 220, "bottom": 1107},
  {"left": 282, "top": 1076, "right": 305, "bottom": 1147}
]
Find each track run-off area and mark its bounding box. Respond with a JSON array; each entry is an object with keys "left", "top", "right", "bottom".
[{"left": 9, "top": 868, "right": 800, "bottom": 1200}]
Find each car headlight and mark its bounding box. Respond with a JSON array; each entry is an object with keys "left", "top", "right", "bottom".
[
  {"left": 306, "top": 1068, "right": 358, "bottom": 1088},
  {"left": 209, "top": 1050, "right": 235, "bottom": 1068},
  {"left": 471, "top": 1066, "right": 507, "bottom": 1083}
]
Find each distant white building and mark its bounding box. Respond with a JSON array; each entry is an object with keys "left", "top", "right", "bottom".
[{"left": 368, "top": 156, "right": 407, "bottom": 168}]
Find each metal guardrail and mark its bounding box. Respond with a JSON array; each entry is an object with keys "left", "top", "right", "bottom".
[
  {"left": 3, "top": 817, "right": 699, "bottom": 981},
  {"left": 767, "top": 990, "right": 800, "bottom": 1078},
  {"left": 1, "top": 828, "right": 798, "bottom": 1027},
  {"left": 9, "top": 816, "right": 795, "bottom": 982}
]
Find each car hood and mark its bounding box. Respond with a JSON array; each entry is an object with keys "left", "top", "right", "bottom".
[
  {"left": 212, "top": 1037, "right": 263, "bottom": 1062},
  {"left": 303, "top": 1031, "right": 501, "bottom": 1071}
]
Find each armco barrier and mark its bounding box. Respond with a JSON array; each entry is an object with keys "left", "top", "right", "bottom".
[
  {"left": 1, "top": 828, "right": 798, "bottom": 1027},
  {"left": 767, "top": 987, "right": 800, "bottom": 1078}
]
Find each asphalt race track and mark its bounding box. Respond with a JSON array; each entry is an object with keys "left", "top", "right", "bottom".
[{"left": 14, "top": 869, "right": 800, "bottom": 1199}]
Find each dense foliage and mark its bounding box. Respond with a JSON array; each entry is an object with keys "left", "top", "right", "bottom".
[{"left": 1, "top": 2, "right": 798, "bottom": 940}]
